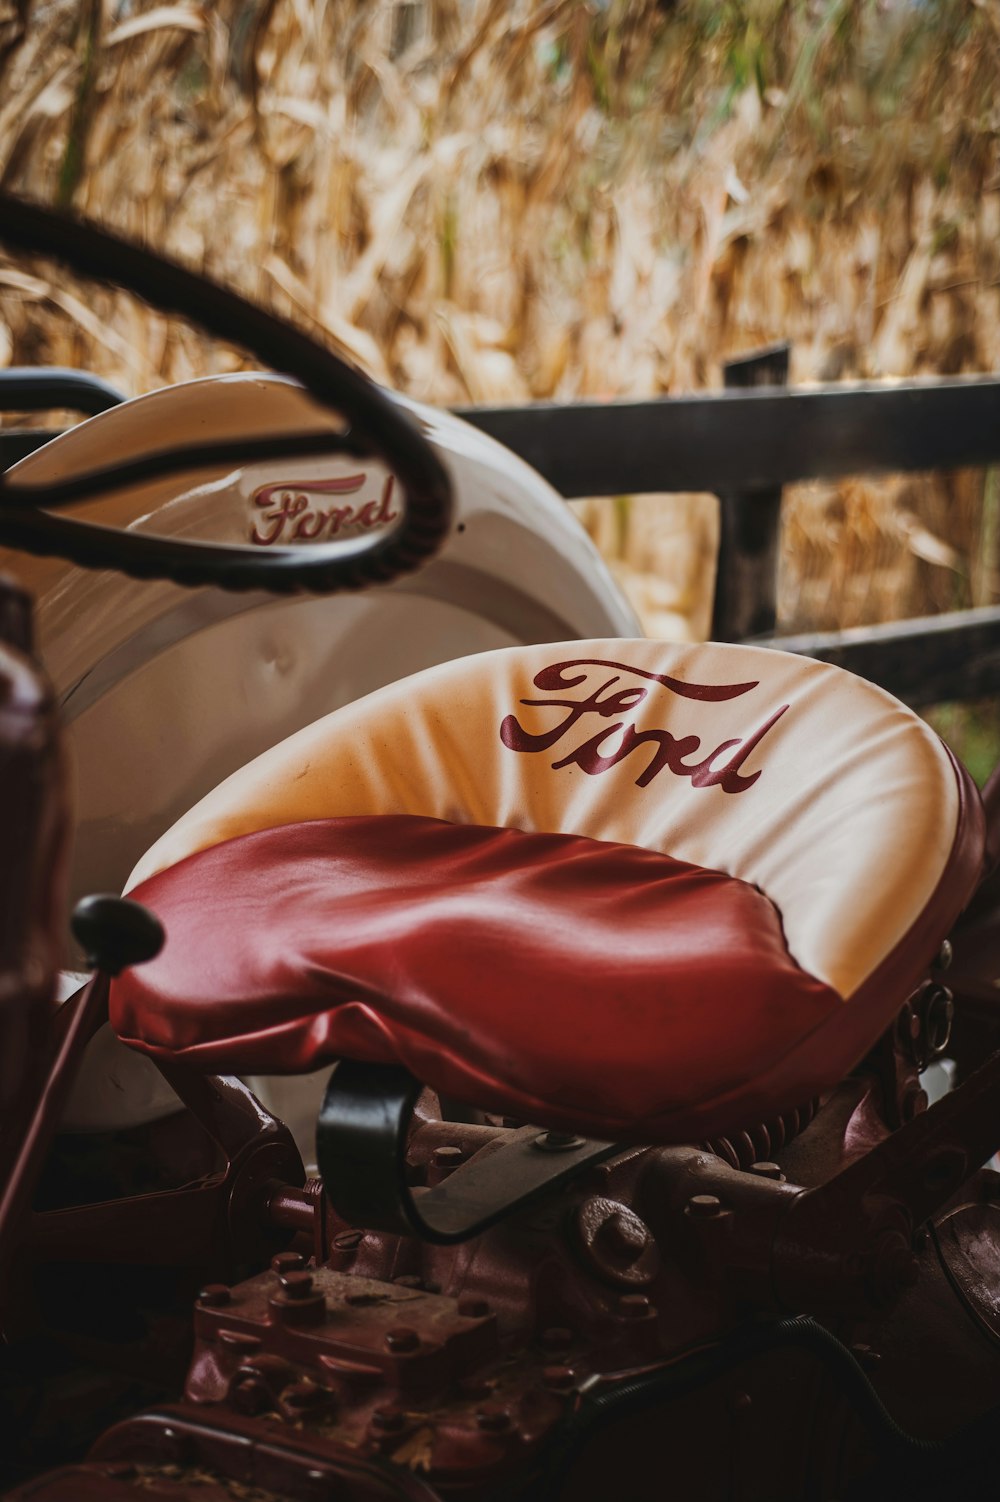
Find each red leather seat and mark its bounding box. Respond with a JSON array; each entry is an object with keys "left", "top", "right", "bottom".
[
  {"left": 111, "top": 640, "right": 985, "bottom": 1142},
  {"left": 112, "top": 813, "right": 846, "bottom": 1141}
]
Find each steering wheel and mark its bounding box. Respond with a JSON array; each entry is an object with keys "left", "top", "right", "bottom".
[{"left": 0, "top": 194, "right": 452, "bottom": 593}]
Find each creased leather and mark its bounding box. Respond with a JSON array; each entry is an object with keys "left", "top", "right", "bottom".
[
  {"left": 125, "top": 639, "right": 969, "bottom": 1003},
  {"left": 112, "top": 814, "right": 844, "bottom": 1140}
]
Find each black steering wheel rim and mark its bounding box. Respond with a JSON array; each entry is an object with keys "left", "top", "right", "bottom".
[{"left": 0, "top": 194, "right": 452, "bottom": 593}]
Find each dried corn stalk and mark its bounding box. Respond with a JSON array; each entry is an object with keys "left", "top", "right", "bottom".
[{"left": 0, "top": 0, "right": 998, "bottom": 644}]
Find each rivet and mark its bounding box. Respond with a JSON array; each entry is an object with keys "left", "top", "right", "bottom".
[
  {"left": 936, "top": 939, "right": 953, "bottom": 971},
  {"left": 686, "top": 1193, "right": 723, "bottom": 1218},
  {"left": 433, "top": 1144, "right": 464, "bottom": 1166},
  {"left": 385, "top": 1326, "right": 420, "bottom": 1352},
  {"left": 543, "top": 1365, "right": 576, "bottom": 1391}
]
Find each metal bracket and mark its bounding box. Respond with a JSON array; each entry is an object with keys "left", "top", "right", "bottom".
[{"left": 316, "top": 1060, "right": 617, "bottom": 1244}]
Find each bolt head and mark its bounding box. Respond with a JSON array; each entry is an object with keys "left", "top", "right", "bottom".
[
  {"left": 543, "top": 1365, "right": 576, "bottom": 1391},
  {"left": 575, "top": 1196, "right": 659, "bottom": 1287},
  {"left": 433, "top": 1144, "right": 464, "bottom": 1165},
  {"left": 271, "top": 1251, "right": 305, "bottom": 1276},
  {"left": 332, "top": 1230, "right": 363, "bottom": 1251},
  {"left": 385, "top": 1325, "right": 420, "bottom": 1353},
  {"left": 198, "top": 1283, "right": 231, "bottom": 1307},
  {"left": 598, "top": 1208, "right": 649, "bottom": 1261},
  {"left": 686, "top": 1193, "right": 723, "bottom": 1219},
  {"left": 534, "top": 1130, "right": 585, "bottom": 1152},
  {"left": 749, "top": 1161, "right": 784, "bottom": 1181},
  {"left": 618, "top": 1292, "right": 652, "bottom": 1319},
  {"left": 278, "top": 1269, "right": 314, "bottom": 1300}
]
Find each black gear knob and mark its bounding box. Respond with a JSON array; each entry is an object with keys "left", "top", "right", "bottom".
[{"left": 71, "top": 893, "right": 165, "bottom": 975}]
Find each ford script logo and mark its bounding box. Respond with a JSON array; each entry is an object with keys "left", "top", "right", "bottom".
[
  {"left": 250, "top": 473, "right": 399, "bottom": 546},
  {"left": 501, "top": 657, "right": 789, "bottom": 795}
]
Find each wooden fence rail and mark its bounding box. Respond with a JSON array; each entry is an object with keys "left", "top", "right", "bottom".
[{"left": 4, "top": 362, "right": 1000, "bottom": 706}]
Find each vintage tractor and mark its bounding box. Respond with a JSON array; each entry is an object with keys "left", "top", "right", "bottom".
[{"left": 2, "top": 196, "right": 1000, "bottom": 1502}]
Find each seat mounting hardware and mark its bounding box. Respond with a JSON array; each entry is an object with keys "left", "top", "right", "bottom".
[{"left": 317, "top": 1060, "right": 616, "bottom": 1244}]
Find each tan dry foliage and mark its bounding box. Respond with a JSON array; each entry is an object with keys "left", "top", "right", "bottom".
[{"left": 1, "top": 0, "right": 999, "bottom": 639}]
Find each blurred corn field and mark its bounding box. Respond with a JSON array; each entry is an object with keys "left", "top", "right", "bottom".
[{"left": 2, "top": 0, "right": 1000, "bottom": 662}]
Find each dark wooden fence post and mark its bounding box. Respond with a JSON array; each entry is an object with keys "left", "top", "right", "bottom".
[{"left": 710, "top": 343, "right": 790, "bottom": 641}]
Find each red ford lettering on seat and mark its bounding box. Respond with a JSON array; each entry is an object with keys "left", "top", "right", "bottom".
[{"left": 500, "top": 657, "right": 789, "bottom": 794}]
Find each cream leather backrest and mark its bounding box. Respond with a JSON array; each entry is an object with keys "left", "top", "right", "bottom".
[{"left": 126, "top": 639, "right": 969, "bottom": 1003}]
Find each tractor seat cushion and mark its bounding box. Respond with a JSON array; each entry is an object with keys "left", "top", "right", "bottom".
[
  {"left": 113, "top": 639, "right": 984, "bottom": 1142},
  {"left": 112, "top": 813, "right": 845, "bottom": 1142}
]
